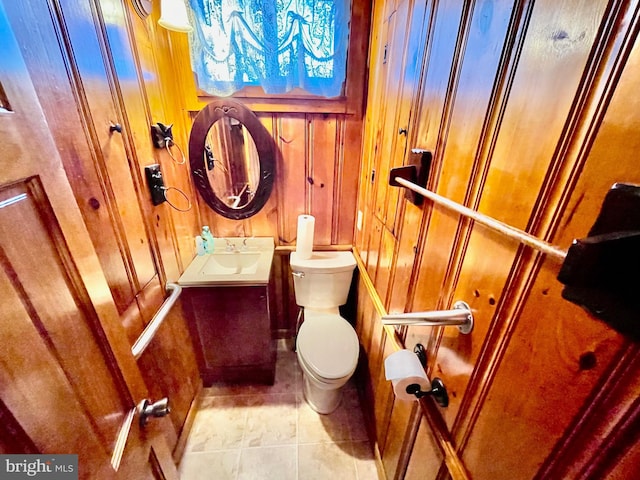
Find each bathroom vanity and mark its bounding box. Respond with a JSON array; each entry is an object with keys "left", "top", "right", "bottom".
[{"left": 178, "top": 238, "right": 276, "bottom": 385}]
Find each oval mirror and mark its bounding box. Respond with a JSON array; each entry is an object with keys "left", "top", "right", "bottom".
[{"left": 189, "top": 99, "right": 275, "bottom": 220}]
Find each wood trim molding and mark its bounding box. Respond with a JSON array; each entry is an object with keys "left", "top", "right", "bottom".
[
  {"left": 353, "top": 245, "right": 386, "bottom": 319},
  {"left": 419, "top": 398, "right": 471, "bottom": 480},
  {"left": 274, "top": 244, "right": 353, "bottom": 253},
  {"left": 194, "top": 96, "right": 353, "bottom": 115},
  {"left": 0, "top": 399, "right": 38, "bottom": 453},
  {"left": 172, "top": 382, "right": 203, "bottom": 462},
  {"left": 111, "top": 407, "right": 136, "bottom": 470}
]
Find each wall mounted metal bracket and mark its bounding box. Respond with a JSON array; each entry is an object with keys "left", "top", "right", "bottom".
[
  {"left": 414, "top": 343, "right": 427, "bottom": 367},
  {"left": 151, "top": 122, "right": 174, "bottom": 149},
  {"left": 406, "top": 378, "right": 449, "bottom": 407},
  {"left": 389, "top": 149, "right": 432, "bottom": 206}
]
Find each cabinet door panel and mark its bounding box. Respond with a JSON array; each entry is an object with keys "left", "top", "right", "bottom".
[{"left": 183, "top": 286, "right": 276, "bottom": 385}]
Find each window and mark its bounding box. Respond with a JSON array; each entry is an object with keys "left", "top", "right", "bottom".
[{"left": 187, "top": 0, "right": 351, "bottom": 98}]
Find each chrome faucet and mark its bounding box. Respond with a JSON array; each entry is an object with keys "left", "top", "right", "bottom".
[
  {"left": 225, "top": 239, "right": 237, "bottom": 252},
  {"left": 240, "top": 237, "right": 254, "bottom": 251}
]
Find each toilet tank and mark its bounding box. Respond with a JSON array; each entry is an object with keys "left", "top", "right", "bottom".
[{"left": 290, "top": 251, "right": 356, "bottom": 309}]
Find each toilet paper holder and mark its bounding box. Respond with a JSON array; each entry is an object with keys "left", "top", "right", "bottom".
[
  {"left": 406, "top": 378, "right": 449, "bottom": 407},
  {"left": 407, "top": 344, "right": 449, "bottom": 407}
]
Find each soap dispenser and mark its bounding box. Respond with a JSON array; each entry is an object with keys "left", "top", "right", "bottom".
[
  {"left": 195, "top": 236, "right": 206, "bottom": 256},
  {"left": 201, "top": 226, "right": 215, "bottom": 254}
]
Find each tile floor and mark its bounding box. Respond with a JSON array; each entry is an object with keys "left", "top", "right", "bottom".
[{"left": 179, "top": 340, "right": 379, "bottom": 480}]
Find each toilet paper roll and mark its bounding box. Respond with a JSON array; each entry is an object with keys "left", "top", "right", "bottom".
[
  {"left": 384, "top": 349, "right": 430, "bottom": 401},
  {"left": 296, "top": 214, "right": 315, "bottom": 259}
]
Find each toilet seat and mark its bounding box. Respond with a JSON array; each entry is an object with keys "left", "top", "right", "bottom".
[{"left": 296, "top": 312, "right": 359, "bottom": 380}]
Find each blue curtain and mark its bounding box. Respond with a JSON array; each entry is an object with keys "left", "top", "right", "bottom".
[{"left": 187, "top": 0, "right": 350, "bottom": 97}]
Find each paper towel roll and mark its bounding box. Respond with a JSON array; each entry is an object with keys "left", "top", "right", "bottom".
[
  {"left": 296, "top": 214, "right": 315, "bottom": 259},
  {"left": 384, "top": 349, "right": 430, "bottom": 401}
]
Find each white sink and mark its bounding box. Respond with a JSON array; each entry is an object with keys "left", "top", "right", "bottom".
[
  {"left": 201, "top": 252, "right": 261, "bottom": 275},
  {"left": 178, "top": 237, "right": 274, "bottom": 286}
]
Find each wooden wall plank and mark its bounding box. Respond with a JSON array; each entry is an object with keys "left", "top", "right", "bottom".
[
  {"left": 336, "top": 116, "right": 362, "bottom": 244},
  {"left": 276, "top": 114, "right": 308, "bottom": 245},
  {"left": 126, "top": 4, "right": 197, "bottom": 282},
  {"left": 355, "top": 0, "right": 381, "bottom": 242},
  {"left": 382, "top": 399, "right": 418, "bottom": 479},
  {"left": 366, "top": 217, "right": 384, "bottom": 281},
  {"left": 371, "top": 0, "right": 407, "bottom": 225},
  {"left": 459, "top": 18, "right": 640, "bottom": 474},
  {"left": 461, "top": 263, "right": 627, "bottom": 478},
  {"left": 310, "top": 114, "right": 338, "bottom": 245},
  {"left": 244, "top": 114, "right": 279, "bottom": 239},
  {"left": 384, "top": 0, "right": 432, "bottom": 233},
  {"left": 405, "top": 417, "right": 444, "bottom": 480},
  {"left": 146, "top": 1, "right": 203, "bottom": 273},
  {"left": 405, "top": 0, "right": 468, "bottom": 316},
  {"left": 537, "top": 346, "right": 639, "bottom": 479},
  {"left": 387, "top": 201, "right": 422, "bottom": 313},
  {"left": 375, "top": 225, "right": 396, "bottom": 304},
  {"left": 413, "top": 0, "right": 465, "bottom": 153},
  {"left": 356, "top": 0, "right": 392, "bottom": 257}
]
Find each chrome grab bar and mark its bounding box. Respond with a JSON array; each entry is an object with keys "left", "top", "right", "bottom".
[
  {"left": 381, "top": 301, "right": 474, "bottom": 334},
  {"left": 131, "top": 283, "right": 182, "bottom": 359}
]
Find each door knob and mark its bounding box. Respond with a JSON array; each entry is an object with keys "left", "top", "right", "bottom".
[{"left": 138, "top": 397, "right": 170, "bottom": 427}]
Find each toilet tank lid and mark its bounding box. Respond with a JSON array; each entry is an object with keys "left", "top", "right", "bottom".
[{"left": 290, "top": 251, "right": 356, "bottom": 273}]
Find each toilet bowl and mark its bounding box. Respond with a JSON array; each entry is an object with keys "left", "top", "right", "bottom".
[
  {"left": 296, "top": 310, "right": 359, "bottom": 413},
  {"left": 290, "top": 251, "right": 359, "bottom": 414}
]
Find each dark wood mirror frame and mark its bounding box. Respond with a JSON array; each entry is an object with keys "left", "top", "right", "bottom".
[{"left": 189, "top": 99, "right": 275, "bottom": 220}]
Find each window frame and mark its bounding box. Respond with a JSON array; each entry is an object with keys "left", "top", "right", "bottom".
[{"left": 181, "top": 0, "right": 371, "bottom": 116}]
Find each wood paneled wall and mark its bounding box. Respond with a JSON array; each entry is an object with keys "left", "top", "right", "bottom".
[
  {"left": 356, "top": 0, "right": 640, "bottom": 479},
  {"left": 159, "top": 1, "right": 372, "bottom": 336},
  {"left": 195, "top": 112, "right": 364, "bottom": 335}
]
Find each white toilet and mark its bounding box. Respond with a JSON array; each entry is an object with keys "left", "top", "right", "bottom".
[{"left": 290, "top": 250, "right": 359, "bottom": 414}]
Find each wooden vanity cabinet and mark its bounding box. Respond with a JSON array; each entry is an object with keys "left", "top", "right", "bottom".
[{"left": 181, "top": 284, "right": 276, "bottom": 385}]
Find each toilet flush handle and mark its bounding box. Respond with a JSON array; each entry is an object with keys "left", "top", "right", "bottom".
[{"left": 291, "top": 271, "right": 305, "bottom": 278}]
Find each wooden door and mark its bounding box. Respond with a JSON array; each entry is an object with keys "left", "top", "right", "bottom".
[{"left": 0, "top": 4, "right": 177, "bottom": 478}]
